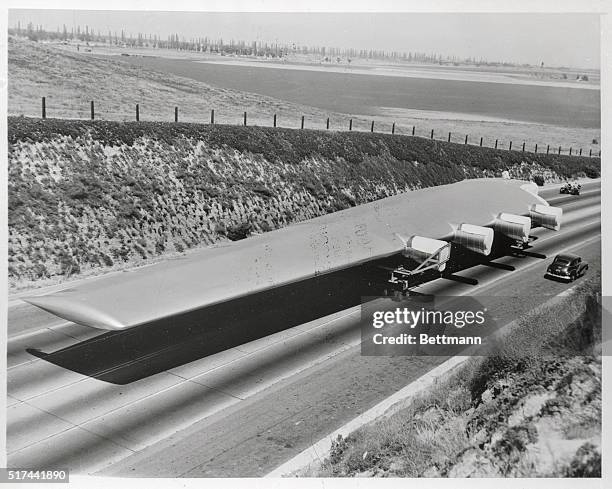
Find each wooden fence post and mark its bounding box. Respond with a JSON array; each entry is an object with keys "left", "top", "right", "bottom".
[
  {"left": 465, "top": 135, "right": 468, "bottom": 145},
  {"left": 301, "top": 116, "right": 305, "bottom": 129},
  {"left": 42, "top": 97, "right": 46, "bottom": 119},
  {"left": 412, "top": 125, "right": 415, "bottom": 136},
  {"left": 430, "top": 129, "right": 434, "bottom": 139},
  {"left": 349, "top": 119, "right": 353, "bottom": 131},
  {"left": 175, "top": 106, "right": 178, "bottom": 122},
  {"left": 547, "top": 145, "right": 550, "bottom": 155},
  {"left": 522, "top": 142, "right": 525, "bottom": 152},
  {"left": 569, "top": 147, "right": 572, "bottom": 156},
  {"left": 273, "top": 114, "right": 276, "bottom": 127},
  {"left": 479, "top": 137, "right": 483, "bottom": 147},
  {"left": 509, "top": 141, "right": 512, "bottom": 151},
  {"left": 589, "top": 149, "right": 592, "bottom": 157},
  {"left": 326, "top": 117, "right": 330, "bottom": 130},
  {"left": 244, "top": 111, "right": 247, "bottom": 126},
  {"left": 495, "top": 139, "right": 498, "bottom": 149},
  {"left": 448, "top": 132, "right": 451, "bottom": 142},
  {"left": 91, "top": 100, "right": 95, "bottom": 120},
  {"left": 535, "top": 144, "right": 538, "bottom": 153},
  {"left": 136, "top": 104, "right": 140, "bottom": 121},
  {"left": 392, "top": 122, "right": 395, "bottom": 134},
  {"left": 558, "top": 146, "right": 561, "bottom": 155},
  {"left": 371, "top": 121, "right": 374, "bottom": 132},
  {"left": 579, "top": 148, "right": 582, "bottom": 156},
  {"left": 210, "top": 109, "right": 214, "bottom": 124}
]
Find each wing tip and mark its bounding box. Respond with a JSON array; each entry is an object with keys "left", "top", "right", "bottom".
[{"left": 22, "top": 295, "right": 129, "bottom": 331}]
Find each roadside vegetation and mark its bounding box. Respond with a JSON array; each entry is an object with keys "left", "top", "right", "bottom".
[
  {"left": 8, "top": 117, "right": 600, "bottom": 290},
  {"left": 309, "top": 274, "right": 601, "bottom": 477}
]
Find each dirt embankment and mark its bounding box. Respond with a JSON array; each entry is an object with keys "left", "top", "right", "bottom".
[{"left": 8, "top": 117, "right": 600, "bottom": 290}]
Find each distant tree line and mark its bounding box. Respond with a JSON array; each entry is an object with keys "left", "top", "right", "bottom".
[{"left": 9, "top": 21, "right": 541, "bottom": 67}]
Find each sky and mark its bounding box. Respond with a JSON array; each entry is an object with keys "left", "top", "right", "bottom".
[{"left": 8, "top": 10, "right": 601, "bottom": 69}]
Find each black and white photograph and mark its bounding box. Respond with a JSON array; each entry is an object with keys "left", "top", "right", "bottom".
[{"left": 1, "top": 1, "right": 609, "bottom": 486}]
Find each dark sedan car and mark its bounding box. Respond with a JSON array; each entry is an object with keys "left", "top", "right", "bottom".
[{"left": 546, "top": 253, "right": 588, "bottom": 281}]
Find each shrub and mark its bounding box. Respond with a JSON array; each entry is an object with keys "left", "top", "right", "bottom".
[
  {"left": 226, "top": 221, "right": 252, "bottom": 241},
  {"left": 564, "top": 443, "right": 601, "bottom": 477},
  {"left": 495, "top": 423, "right": 538, "bottom": 457},
  {"left": 64, "top": 182, "right": 89, "bottom": 200},
  {"left": 532, "top": 174, "right": 545, "bottom": 186},
  {"left": 540, "top": 396, "right": 571, "bottom": 416},
  {"left": 118, "top": 202, "right": 139, "bottom": 219},
  {"left": 328, "top": 435, "right": 349, "bottom": 465},
  {"left": 252, "top": 184, "right": 275, "bottom": 198}
]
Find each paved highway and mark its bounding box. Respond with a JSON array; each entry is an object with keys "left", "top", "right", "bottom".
[{"left": 6, "top": 181, "right": 601, "bottom": 476}]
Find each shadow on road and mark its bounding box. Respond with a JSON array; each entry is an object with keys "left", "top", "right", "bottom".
[
  {"left": 26, "top": 263, "right": 383, "bottom": 384},
  {"left": 479, "top": 261, "right": 516, "bottom": 272}
]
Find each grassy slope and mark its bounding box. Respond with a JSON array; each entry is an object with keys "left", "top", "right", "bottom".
[
  {"left": 311, "top": 274, "right": 602, "bottom": 478},
  {"left": 8, "top": 36, "right": 354, "bottom": 127},
  {"left": 7, "top": 116, "right": 600, "bottom": 290}
]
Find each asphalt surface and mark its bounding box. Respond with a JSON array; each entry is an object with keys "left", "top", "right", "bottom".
[{"left": 6, "top": 182, "right": 601, "bottom": 476}]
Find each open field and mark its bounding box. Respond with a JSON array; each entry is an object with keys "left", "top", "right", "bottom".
[
  {"left": 120, "top": 55, "right": 600, "bottom": 128},
  {"left": 190, "top": 58, "right": 601, "bottom": 90},
  {"left": 8, "top": 37, "right": 601, "bottom": 152},
  {"left": 7, "top": 117, "right": 600, "bottom": 291},
  {"left": 51, "top": 40, "right": 602, "bottom": 89}
]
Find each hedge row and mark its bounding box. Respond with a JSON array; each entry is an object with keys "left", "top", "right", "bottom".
[{"left": 8, "top": 116, "right": 600, "bottom": 178}]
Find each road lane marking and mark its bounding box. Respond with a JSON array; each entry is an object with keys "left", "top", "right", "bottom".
[
  {"left": 8, "top": 322, "right": 363, "bottom": 460},
  {"left": 7, "top": 321, "right": 74, "bottom": 343}
]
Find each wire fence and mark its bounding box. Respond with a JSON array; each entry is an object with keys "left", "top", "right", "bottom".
[{"left": 38, "top": 97, "right": 601, "bottom": 158}]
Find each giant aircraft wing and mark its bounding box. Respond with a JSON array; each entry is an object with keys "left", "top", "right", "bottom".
[{"left": 24, "top": 178, "right": 550, "bottom": 330}]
